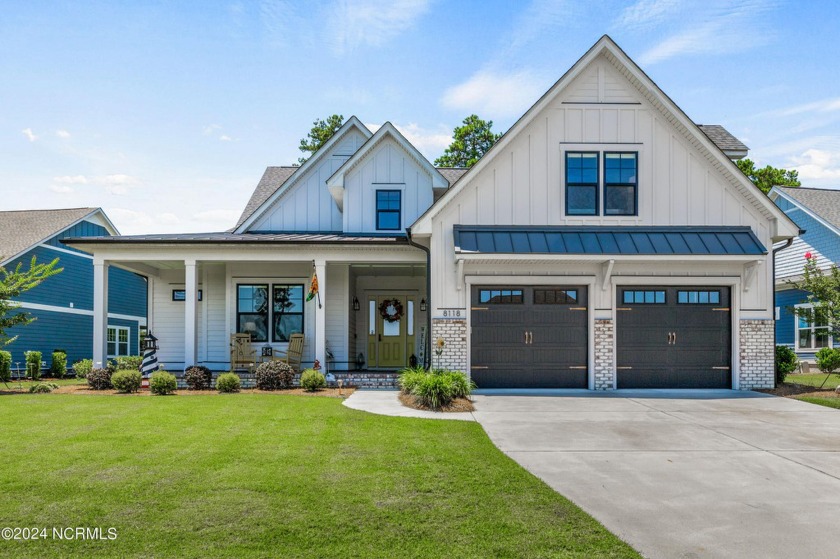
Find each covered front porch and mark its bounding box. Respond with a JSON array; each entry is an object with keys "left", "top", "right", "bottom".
[{"left": 70, "top": 236, "right": 429, "bottom": 377}]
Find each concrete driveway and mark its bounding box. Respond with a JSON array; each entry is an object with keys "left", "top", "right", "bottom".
[{"left": 471, "top": 390, "right": 840, "bottom": 559}]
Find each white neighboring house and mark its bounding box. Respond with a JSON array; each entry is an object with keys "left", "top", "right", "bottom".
[{"left": 66, "top": 36, "right": 798, "bottom": 390}]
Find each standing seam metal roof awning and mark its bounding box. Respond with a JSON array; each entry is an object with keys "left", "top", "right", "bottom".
[{"left": 453, "top": 226, "right": 767, "bottom": 256}]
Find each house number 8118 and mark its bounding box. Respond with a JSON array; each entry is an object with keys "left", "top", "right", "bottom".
[{"left": 441, "top": 309, "right": 463, "bottom": 318}]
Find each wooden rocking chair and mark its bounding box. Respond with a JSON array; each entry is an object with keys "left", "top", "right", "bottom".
[
  {"left": 230, "top": 333, "right": 257, "bottom": 371},
  {"left": 275, "top": 333, "right": 304, "bottom": 373}
]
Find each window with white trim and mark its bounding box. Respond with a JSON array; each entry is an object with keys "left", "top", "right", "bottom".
[
  {"left": 795, "top": 304, "right": 833, "bottom": 351},
  {"left": 107, "top": 326, "right": 130, "bottom": 357}
]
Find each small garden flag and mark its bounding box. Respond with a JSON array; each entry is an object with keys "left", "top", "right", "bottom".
[{"left": 306, "top": 265, "right": 321, "bottom": 308}]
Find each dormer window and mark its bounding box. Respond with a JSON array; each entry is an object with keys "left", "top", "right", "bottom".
[{"left": 376, "top": 190, "right": 401, "bottom": 230}]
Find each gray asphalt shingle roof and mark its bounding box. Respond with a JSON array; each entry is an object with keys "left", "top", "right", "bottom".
[
  {"left": 232, "top": 166, "right": 298, "bottom": 230},
  {"left": 777, "top": 186, "right": 840, "bottom": 231},
  {"left": 697, "top": 125, "right": 749, "bottom": 155},
  {"left": 0, "top": 207, "right": 97, "bottom": 264},
  {"left": 454, "top": 226, "right": 767, "bottom": 256}
]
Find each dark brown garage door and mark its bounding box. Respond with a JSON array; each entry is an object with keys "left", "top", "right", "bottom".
[
  {"left": 470, "top": 286, "right": 588, "bottom": 388},
  {"left": 616, "top": 286, "right": 731, "bottom": 389}
]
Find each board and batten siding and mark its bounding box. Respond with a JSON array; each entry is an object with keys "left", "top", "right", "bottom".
[
  {"left": 430, "top": 53, "right": 774, "bottom": 316},
  {"left": 250, "top": 129, "right": 368, "bottom": 232},
  {"left": 343, "top": 138, "right": 434, "bottom": 234}
]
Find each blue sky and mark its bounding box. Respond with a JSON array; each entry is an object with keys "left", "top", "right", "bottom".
[{"left": 2, "top": 0, "right": 839, "bottom": 234}]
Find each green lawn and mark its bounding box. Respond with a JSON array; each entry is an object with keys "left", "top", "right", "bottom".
[
  {"left": 0, "top": 394, "right": 638, "bottom": 559},
  {"left": 795, "top": 396, "right": 840, "bottom": 409},
  {"left": 786, "top": 373, "right": 840, "bottom": 389}
]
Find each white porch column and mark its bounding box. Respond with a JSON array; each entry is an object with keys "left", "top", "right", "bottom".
[
  {"left": 314, "top": 260, "right": 327, "bottom": 368},
  {"left": 92, "top": 259, "right": 109, "bottom": 367},
  {"left": 184, "top": 259, "right": 198, "bottom": 369}
]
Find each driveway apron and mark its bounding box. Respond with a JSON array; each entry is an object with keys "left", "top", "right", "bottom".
[{"left": 471, "top": 389, "right": 840, "bottom": 559}]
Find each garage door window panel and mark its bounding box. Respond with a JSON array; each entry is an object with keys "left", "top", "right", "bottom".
[
  {"left": 677, "top": 290, "right": 721, "bottom": 305},
  {"left": 534, "top": 289, "right": 578, "bottom": 304},
  {"left": 622, "top": 290, "right": 666, "bottom": 304},
  {"left": 479, "top": 289, "right": 524, "bottom": 304}
]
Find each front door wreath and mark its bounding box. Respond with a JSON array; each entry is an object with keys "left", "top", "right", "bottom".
[{"left": 378, "top": 298, "right": 404, "bottom": 323}]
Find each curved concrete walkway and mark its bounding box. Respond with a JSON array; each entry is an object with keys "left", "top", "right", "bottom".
[{"left": 343, "top": 389, "right": 475, "bottom": 421}]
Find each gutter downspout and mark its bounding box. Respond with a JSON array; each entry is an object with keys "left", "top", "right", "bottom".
[
  {"left": 406, "top": 227, "right": 432, "bottom": 369},
  {"left": 772, "top": 234, "right": 797, "bottom": 388}
]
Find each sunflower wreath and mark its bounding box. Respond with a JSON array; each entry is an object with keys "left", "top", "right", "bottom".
[{"left": 378, "top": 298, "right": 404, "bottom": 323}]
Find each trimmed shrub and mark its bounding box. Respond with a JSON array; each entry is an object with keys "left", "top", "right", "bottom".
[
  {"left": 254, "top": 360, "right": 294, "bottom": 390},
  {"left": 398, "top": 367, "right": 475, "bottom": 410},
  {"left": 50, "top": 351, "right": 67, "bottom": 379},
  {"left": 25, "top": 351, "right": 42, "bottom": 380},
  {"left": 300, "top": 368, "right": 326, "bottom": 392},
  {"left": 87, "top": 368, "right": 113, "bottom": 390},
  {"left": 0, "top": 350, "right": 11, "bottom": 383},
  {"left": 398, "top": 366, "right": 428, "bottom": 394},
  {"left": 112, "top": 370, "right": 142, "bottom": 393},
  {"left": 150, "top": 371, "right": 177, "bottom": 395},
  {"left": 413, "top": 373, "right": 455, "bottom": 409},
  {"left": 185, "top": 365, "right": 213, "bottom": 390},
  {"left": 72, "top": 359, "right": 94, "bottom": 379},
  {"left": 29, "top": 382, "right": 59, "bottom": 393},
  {"left": 775, "top": 345, "right": 798, "bottom": 384},
  {"left": 216, "top": 372, "right": 241, "bottom": 393},
  {"left": 816, "top": 347, "right": 840, "bottom": 375},
  {"left": 116, "top": 356, "right": 143, "bottom": 371}
]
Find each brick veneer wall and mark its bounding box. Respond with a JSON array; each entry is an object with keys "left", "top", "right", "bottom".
[
  {"left": 594, "top": 319, "right": 615, "bottom": 390},
  {"left": 739, "top": 319, "right": 775, "bottom": 389},
  {"left": 431, "top": 318, "right": 468, "bottom": 372}
]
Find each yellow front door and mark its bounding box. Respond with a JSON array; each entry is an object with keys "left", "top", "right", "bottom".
[{"left": 367, "top": 295, "right": 415, "bottom": 368}]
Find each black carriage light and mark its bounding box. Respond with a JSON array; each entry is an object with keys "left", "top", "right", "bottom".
[
  {"left": 352, "top": 296, "right": 360, "bottom": 311},
  {"left": 142, "top": 332, "right": 159, "bottom": 351},
  {"left": 420, "top": 298, "right": 427, "bottom": 312}
]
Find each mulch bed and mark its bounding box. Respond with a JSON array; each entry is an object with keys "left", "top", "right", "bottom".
[
  {"left": 3, "top": 384, "right": 355, "bottom": 398},
  {"left": 398, "top": 392, "right": 475, "bottom": 413},
  {"left": 757, "top": 383, "right": 840, "bottom": 399}
]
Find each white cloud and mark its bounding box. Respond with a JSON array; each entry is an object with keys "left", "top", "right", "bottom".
[
  {"left": 324, "top": 0, "right": 430, "bottom": 55},
  {"left": 366, "top": 121, "right": 452, "bottom": 161},
  {"left": 502, "top": 0, "right": 578, "bottom": 55},
  {"left": 55, "top": 129, "right": 71, "bottom": 139},
  {"left": 49, "top": 184, "right": 74, "bottom": 194},
  {"left": 615, "top": 0, "right": 683, "bottom": 29},
  {"left": 770, "top": 97, "right": 840, "bottom": 118},
  {"left": 790, "top": 149, "right": 840, "bottom": 181},
  {"left": 53, "top": 175, "right": 89, "bottom": 184},
  {"left": 107, "top": 208, "right": 181, "bottom": 235},
  {"left": 203, "top": 124, "right": 222, "bottom": 136},
  {"left": 638, "top": 1, "right": 776, "bottom": 64},
  {"left": 192, "top": 209, "right": 241, "bottom": 224},
  {"left": 98, "top": 174, "right": 139, "bottom": 196},
  {"left": 21, "top": 128, "right": 38, "bottom": 142},
  {"left": 219, "top": 134, "right": 233, "bottom": 141},
  {"left": 441, "top": 69, "right": 547, "bottom": 119}
]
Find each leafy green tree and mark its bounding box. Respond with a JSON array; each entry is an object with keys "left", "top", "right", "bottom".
[
  {"left": 298, "top": 114, "right": 344, "bottom": 164},
  {"left": 789, "top": 254, "right": 840, "bottom": 342},
  {"left": 0, "top": 256, "right": 62, "bottom": 347},
  {"left": 736, "top": 158, "right": 800, "bottom": 194},
  {"left": 434, "top": 114, "right": 502, "bottom": 168}
]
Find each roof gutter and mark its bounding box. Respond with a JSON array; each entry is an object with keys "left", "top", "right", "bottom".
[{"left": 406, "top": 226, "right": 432, "bottom": 369}]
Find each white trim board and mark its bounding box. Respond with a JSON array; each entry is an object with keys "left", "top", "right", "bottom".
[{"left": 15, "top": 301, "right": 147, "bottom": 326}]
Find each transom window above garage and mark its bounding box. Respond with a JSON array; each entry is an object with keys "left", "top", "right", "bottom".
[
  {"left": 565, "top": 151, "right": 637, "bottom": 216},
  {"left": 677, "top": 290, "right": 721, "bottom": 304},
  {"left": 534, "top": 289, "right": 578, "bottom": 304},
  {"left": 478, "top": 289, "right": 524, "bottom": 304},
  {"left": 622, "top": 290, "right": 666, "bottom": 304}
]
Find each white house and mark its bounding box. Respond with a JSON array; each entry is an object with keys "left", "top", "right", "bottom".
[{"left": 65, "top": 36, "right": 798, "bottom": 390}]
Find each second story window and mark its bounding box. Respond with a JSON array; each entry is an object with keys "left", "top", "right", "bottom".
[
  {"left": 564, "top": 151, "right": 639, "bottom": 217},
  {"left": 376, "top": 190, "right": 401, "bottom": 231},
  {"left": 604, "top": 152, "right": 637, "bottom": 215},
  {"left": 565, "top": 152, "right": 599, "bottom": 216}
]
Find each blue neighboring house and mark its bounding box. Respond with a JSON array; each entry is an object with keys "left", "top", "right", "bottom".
[
  {"left": 770, "top": 187, "right": 840, "bottom": 360},
  {"left": 0, "top": 208, "right": 147, "bottom": 373}
]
